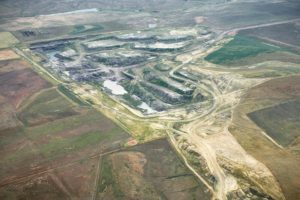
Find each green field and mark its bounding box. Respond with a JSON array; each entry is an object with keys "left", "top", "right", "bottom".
[
  {"left": 205, "top": 35, "right": 280, "bottom": 66},
  {"left": 248, "top": 100, "right": 300, "bottom": 147}
]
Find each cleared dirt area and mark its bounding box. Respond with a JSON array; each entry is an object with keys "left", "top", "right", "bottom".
[
  {"left": 0, "top": 49, "right": 19, "bottom": 61},
  {"left": 97, "top": 139, "right": 211, "bottom": 200},
  {"left": 230, "top": 75, "right": 300, "bottom": 200}
]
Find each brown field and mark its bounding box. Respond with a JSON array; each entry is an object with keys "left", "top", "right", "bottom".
[
  {"left": 97, "top": 139, "right": 211, "bottom": 200},
  {"left": 0, "top": 60, "right": 50, "bottom": 130},
  {"left": 0, "top": 157, "right": 100, "bottom": 200},
  {"left": 0, "top": 59, "right": 130, "bottom": 199},
  {"left": 0, "top": 49, "right": 19, "bottom": 61},
  {"left": 230, "top": 75, "right": 300, "bottom": 200},
  {"left": 0, "top": 60, "right": 50, "bottom": 108},
  {"left": 0, "top": 106, "right": 129, "bottom": 199}
]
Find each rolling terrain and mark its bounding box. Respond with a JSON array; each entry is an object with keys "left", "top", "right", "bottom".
[{"left": 0, "top": 0, "right": 300, "bottom": 200}]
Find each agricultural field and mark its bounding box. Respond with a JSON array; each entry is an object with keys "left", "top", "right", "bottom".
[
  {"left": 248, "top": 100, "right": 300, "bottom": 147},
  {"left": 204, "top": 34, "right": 300, "bottom": 67},
  {"left": 97, "top": 139, "right": 211, "bottom": 200}
]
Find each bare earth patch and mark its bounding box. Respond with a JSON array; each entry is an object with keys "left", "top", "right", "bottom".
[
  {"left": 0, "top": 49, "right": 19, "bottom": 61},
  {"left": 194, "top": 16, "right": 205, "bottom": 24}
]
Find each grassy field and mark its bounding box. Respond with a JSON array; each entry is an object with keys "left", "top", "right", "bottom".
[
  {"left": 205, "top": 35, "right": 280, "bottom": 66},
  {"left": 248, "top": 100, "right": 300, "bottom": 147},
  {"left": 0, "top": 32, "right": 19, "bottom": 49},
  {"left": 97, "top": 139, "right": 211, "bottom": 200}
]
